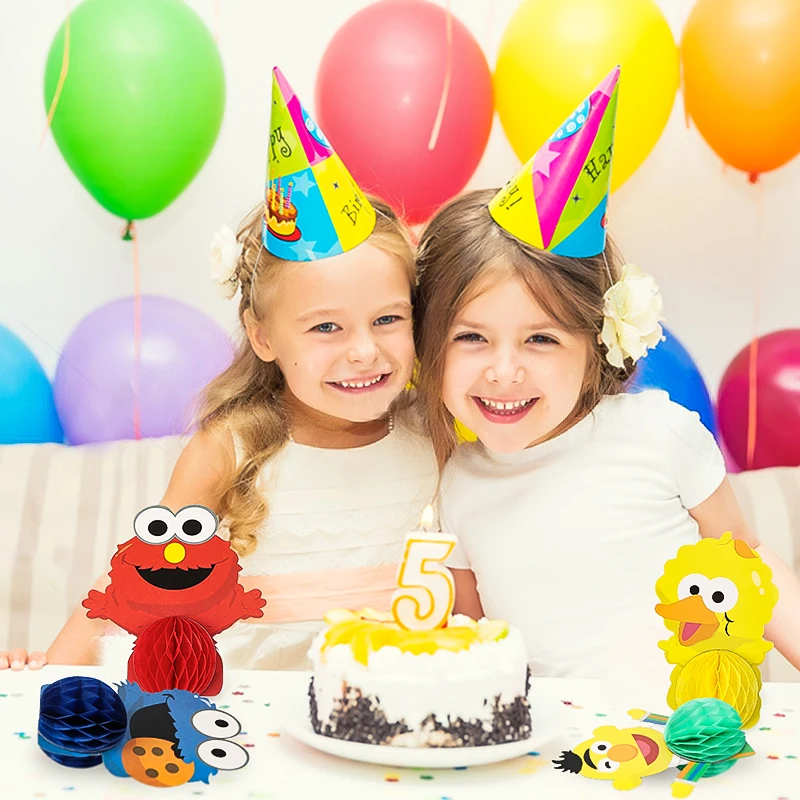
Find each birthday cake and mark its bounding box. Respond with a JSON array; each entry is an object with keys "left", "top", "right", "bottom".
[
  {"left": 266, "top": 180, "right": 298, "bottom": 239},
  {"left": 308, "top": 609, "right": 531, "bottom": 747}
]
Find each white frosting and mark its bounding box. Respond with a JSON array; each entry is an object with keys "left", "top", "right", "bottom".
[{"left": 308, "top": 622, "right": 529, "bottom": 730}]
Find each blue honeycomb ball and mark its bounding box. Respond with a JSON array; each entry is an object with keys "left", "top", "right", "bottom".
[
  {"left": 38, "top": 733, "right": 103, "bottom": 769},
  {"left": 39, "top": 676, "right": 127, "bottom": 757}
]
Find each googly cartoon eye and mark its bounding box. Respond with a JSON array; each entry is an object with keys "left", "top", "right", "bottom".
[
  {"left": 703, "top": 577, "right": 739, "bottom": 613},
  {"left": 596, "top": 757, "right": 620, "bottom": 773},
  {"left": 590, "top": 740, "right": 612, "bottom": 754},
  {"left": 174, "top": 505, "right": 218, "bottom": 545},
  {"left": 191, "top": 709, "right": 241, "bottom": 739},
  {"left": 196, "top": 739, "right": 249, "bottom": 771},
  {"left": 133, "top": 506, "right": 176, "bottom": 545},
  {"left": 677, "top": 573, "right": 710, "bottom": 601}
]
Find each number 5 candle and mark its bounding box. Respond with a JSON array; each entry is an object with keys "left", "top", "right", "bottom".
[{"left": 391, "top": 505, "right": 457, "bottom": 631}]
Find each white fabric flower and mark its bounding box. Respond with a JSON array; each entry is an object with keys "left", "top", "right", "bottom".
[
  {"left": 210, "top": 225, "right": 243, "bottom": 300},
  {"left": 600, "top": 264, "right": 664, "bottom": 368}
]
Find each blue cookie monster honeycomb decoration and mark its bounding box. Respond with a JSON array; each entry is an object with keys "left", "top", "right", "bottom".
[
  {"left": 37, "top": 677, "right": 248, "bottom": 788},
  {"left": 38, "top": 676, "right": 127, "bottom": 768}
]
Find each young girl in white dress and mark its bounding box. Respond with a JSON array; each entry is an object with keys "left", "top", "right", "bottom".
[{"left": 9, "top": 68, "right": 436, "bottom": 672}]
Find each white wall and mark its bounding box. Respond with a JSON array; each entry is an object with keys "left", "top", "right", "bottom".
[{"left": 1, "top": 0, "right": 799, "bottom": 394}]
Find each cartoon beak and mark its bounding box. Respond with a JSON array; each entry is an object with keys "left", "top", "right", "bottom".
[
  {"left": 655, "top": 595, "right": 719, "bottom": 645},
  {"left": 163, "top": 542, "right": 186, "bottom": 564}
]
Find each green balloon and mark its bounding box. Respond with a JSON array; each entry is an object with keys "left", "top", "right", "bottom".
[{"left": 44, "top": 0, "right": 225, "bottom": 220}]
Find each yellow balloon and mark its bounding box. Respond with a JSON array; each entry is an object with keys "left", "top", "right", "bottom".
[{"left": 494, "top": 0, "right": 679, "bottom": 191}]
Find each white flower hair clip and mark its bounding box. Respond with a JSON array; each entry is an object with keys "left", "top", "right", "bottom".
[
  {"left": 600, "top": 264, "right": 665, "bottom": 368},
  {"left": 210, "top": 225, "right": 243, "bottom": 300}
]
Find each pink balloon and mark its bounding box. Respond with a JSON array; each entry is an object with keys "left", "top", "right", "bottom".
[
  {"left": 315, "top": 0, "right": 493, "bottom": 224},
  {"left": 718, "top": 329, "right": 800, "bottom": 469}
]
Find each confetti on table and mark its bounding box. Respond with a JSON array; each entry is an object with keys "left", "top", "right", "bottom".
[
  {"left": 775, "top": 713, "right": 786, "bottom": 718},
  {"left": 267, "top": 732, "right": 281, "bottom": 738},
  {"left": 420, "top": 774, "right": 434, "bottom": 780},
  {"left": 13, "top": 732, "right": 31, "bottom": 739},
  {"left": 453, "top": 765, "right": 467, "bottom": 771},
  {"left": 233, "top": 691, "right": 244, "bottom": 696},
  {"left": 385, "top": 773, "right": 400, "bottom": 782},
  {"left": 767, "top": 754, "right": 780, "bottom": 760},
  {"left": 760, "top": 727, "right": 772, "bottom": 731}
]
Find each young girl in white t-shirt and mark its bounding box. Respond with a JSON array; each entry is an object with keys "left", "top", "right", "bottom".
[{"left": 413, "top": 72, "right": 800, "bottom": 679}]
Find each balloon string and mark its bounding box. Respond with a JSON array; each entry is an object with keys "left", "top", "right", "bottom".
[
  {"left": 428, "top": 0, "right": 453, "bottom": 151},
  {"left": 485, "top": 0, "right": 494, "bottom": 63},
  {"left": 746, "top": 181, "right": 765, "bottom": 469},
  {"left": 125, "top": 220, "right": 143, "bottom": 441},
  {"left": 39, "top": 5, "right": 71, "bottom": 149},
  {"left": 213, "top": 0, "right": 222, "bottom": 43}
]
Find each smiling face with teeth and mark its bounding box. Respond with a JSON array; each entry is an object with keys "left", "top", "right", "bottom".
[
  {"left": 443, "top": 273, "right": 590, "bottom": 453},
  {"left": 245, "top": 242, "right": 415, "bottom": 429}
]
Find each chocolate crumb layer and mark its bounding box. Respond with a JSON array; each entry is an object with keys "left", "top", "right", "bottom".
[
  {"left": 309, "top": 678, "right": 412, "bottom": 744},
  {"left": 309, "top": 679, "right": 531, "bottom": 748}
]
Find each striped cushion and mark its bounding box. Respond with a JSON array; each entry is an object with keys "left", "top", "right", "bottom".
[{"left": 0, "top": 437, "right": 183, "bottom": 653}]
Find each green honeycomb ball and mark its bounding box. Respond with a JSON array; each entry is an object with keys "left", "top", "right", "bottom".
[{"left": 665, "top": 698, "right": 745, "bottom": 764}]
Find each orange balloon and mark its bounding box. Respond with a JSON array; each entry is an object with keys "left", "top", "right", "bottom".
[{"left": 682, "top": 0, "right": 800, "bottom": 178}]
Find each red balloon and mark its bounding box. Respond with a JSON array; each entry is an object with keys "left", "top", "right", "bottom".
[
  {"left": 315, "top": 0, "right": 493, "bottom": 224},
  {"left": 718, "top": 330, "right": 800, "bottom": 469}
]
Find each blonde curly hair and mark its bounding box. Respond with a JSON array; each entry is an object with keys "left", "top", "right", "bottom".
[{"left": 196, "top": 198, "right": 415, "bottom": 556}]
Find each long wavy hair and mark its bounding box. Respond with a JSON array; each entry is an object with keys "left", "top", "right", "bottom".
[
  {"left": 197, "top": 197, "right": 415, "bottom": 556},
  {"left": 414, "top": 189, "right": 635, "bottom": 470}
]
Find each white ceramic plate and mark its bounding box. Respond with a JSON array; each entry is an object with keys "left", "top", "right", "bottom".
[{"left": 278, "top": 681, "right": 561, "bottom": 769}]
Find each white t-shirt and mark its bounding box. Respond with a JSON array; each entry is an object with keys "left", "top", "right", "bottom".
[{"left": 441, "top": 390, "right": 726, "bottom": 681}]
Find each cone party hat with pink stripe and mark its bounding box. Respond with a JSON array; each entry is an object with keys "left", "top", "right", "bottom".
[
  {"left": 264, "top": 67, "right": 376, "bottom": 261},
  {"left": 489, "top": 66, "right": 620, "bottom": 257}
]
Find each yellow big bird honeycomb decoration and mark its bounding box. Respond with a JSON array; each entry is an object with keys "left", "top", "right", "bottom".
[{"left": 655, "top": 532, "right": 778, "bottom": 729}]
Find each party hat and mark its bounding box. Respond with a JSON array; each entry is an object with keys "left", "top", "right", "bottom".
[
  {"left": 489, "top": 66, "right": 620, "bottom": 257},
  {"left": 264, "top": 67, "right": 376, "bottom": 261}
]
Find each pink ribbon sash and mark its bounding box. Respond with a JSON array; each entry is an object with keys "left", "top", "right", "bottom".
[{"left": 239, "top": 563, "right": 399, "bottom": 623}]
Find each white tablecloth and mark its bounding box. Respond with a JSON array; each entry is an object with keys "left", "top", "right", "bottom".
[{"left": 0, "top": 666, "right": 797, "bottom": 799}]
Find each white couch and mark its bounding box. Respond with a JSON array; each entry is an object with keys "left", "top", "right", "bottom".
[{"left": 0, "top": 437, "right": 798, "bottom": 680}]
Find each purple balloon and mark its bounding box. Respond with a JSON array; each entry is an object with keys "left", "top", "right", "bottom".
[{"left": 54, "top": 295, "right": 234, "bottom": 444}]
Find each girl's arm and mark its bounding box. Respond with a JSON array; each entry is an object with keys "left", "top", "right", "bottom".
[
  {"left": 689, "top": 476, "right": 800, "bottom": 671},
  {"left": 46, "top": 427, "right": 234, "bottom": 666},
  {"left": 453, "top": 568, "right": 485, "bottom": 620}
]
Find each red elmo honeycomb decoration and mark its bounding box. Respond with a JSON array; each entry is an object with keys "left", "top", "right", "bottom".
[
  {"left": 83, "top": 505, "right": 265, "bottom": 695},
  {"left": 128, "top": 616, "right": 220, "bottom": 696}
]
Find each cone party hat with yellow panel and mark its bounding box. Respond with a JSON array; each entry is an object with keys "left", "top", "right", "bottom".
[
  {"left": 264, "top": 67, "right": 376, "bottom": 261},
  {"left": 489, "top": 66, "right": 620, "bottom": 257}
]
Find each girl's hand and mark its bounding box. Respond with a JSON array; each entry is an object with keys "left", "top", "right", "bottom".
[{"left": 0, "top": 649, "right": 48, "bottom": 670}]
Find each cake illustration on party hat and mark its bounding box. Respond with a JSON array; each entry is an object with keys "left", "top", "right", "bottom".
[
  {"left": 489, "top": 66, "right": 620, "bottom": 258},
  {"left": 265, "top": 67, "right": 376, "bottom": 261}
]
